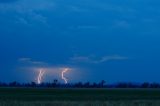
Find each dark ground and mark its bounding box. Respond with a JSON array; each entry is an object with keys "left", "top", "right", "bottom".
[{"left": 0, "top": 88, "right": 160, "bottom": 101}]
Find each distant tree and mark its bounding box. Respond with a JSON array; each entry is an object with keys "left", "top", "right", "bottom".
[
  {"left": 127, "top": 83, "right": 139, "bottom": 88},
  {"left": 51, "top": 79, "right": 58, "bottom": 87},
  {"left": 75, "top": 82, "right": 83, "bottom": 88},
  {"left": 150, "top": 83, "right": 160, "bottom": 88},
  {"left": 92, "top": 82, "right": 98, "bottom": 88},
  {"left": 116, "top": 83, "right": 128, "bottom": 88},
  {"left": 141, "top": 82, "right": 150, "bottom": 88},
  {"left": 1, "top": 80, "right": 160, "bottom": 88},
  {"left": 84, "top": 82, "right": 90, "bottom": 88},
  {"left": 9, "top": 81, "right": 19, "bottom": 87},
  {"left": 54, "top": 79, "right": 58, "bottom": 84},
  {"left": 100, "top": 80, "right": 106, "bottom": 87},
  {"left": 0, "top": 82, "right": 8, "bottom": 87},
  {"left": 31, "top": 82, "right": 36, "bottom": 87}
]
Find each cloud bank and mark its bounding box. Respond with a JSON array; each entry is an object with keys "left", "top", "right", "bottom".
[
  {"left": 18, "top": 58, "right": 48, "bottom": 66},
  {"left": 70, "top": 55, "right": 128, "bottom": 64}
]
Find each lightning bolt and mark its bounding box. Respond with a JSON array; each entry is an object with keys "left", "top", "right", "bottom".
[
  {"left": 37, "top": 69, "right": 45, "bottom": 84},
  {"left": 61, "top": 68, "right": 69, "bottom": 84}
]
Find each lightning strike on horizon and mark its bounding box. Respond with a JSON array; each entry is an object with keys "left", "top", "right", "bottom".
[
  {"left": 61, "top": 68, "right": 69, "bottom": 84},
  {"left": 37, "top": 69, "right": 45, "bottom": 84}
]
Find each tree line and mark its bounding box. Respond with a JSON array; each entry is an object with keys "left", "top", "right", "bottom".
[{"left": 0, "top": 80, "right": 160, "bottom": 88}]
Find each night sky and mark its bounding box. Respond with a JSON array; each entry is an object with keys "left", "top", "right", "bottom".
[{"left": 0, "top": 0, "right": 160, "bottom": 84}]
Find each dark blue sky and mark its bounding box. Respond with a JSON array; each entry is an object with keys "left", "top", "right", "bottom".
[{"left": 0, "top": 0, "right": 160, "bottom": 83}]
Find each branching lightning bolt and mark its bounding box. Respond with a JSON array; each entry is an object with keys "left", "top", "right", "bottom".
[
  {"left": 37, "top": 69, "right": 45, "bottom": 84},
  {"left": 61, "top": 68, "right": 69, "bottom": 84}
]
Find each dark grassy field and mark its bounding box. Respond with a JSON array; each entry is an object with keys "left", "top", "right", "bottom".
[
  {"left": 0, "top": 88, "right": 160, "bottom": 106},
  {"left": 0, "top": 88, "right": 160, "bottom": 101}
]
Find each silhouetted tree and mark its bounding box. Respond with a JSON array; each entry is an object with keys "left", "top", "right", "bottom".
[
  {"left": 31, "top": 82, "right": 36, "bottom": 87},
  {"left": 116, "top": 83, "right": 128, "bottom": 88},
  {"left": 100, "top": 80, "right": 106, "bottom": 87},
  {"left": 75, "top": 82, "right": 83, "bottom": 88},
  {"left": 141, "top": 82, "right": 150, "bottom": 88},
  {"left": 150, "top": 83, "right": 160, "bottom": 88},
  {"left": 9, "top": 81, "right": 19, "bottom": 87},
  {"left": 0, "top": 80, "right": 160, "bottom": 88},
  {"left": 84, "top": 82, "right": 90, "bottom": 88},
  {"left": 92, "top": 82, "right": 98, "bottom": 88}
]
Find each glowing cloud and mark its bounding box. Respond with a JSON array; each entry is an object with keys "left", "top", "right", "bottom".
[
  {"left": 71, "top": 55, "right": 128, "bottom": 64},
  {"left": 37, "top": 69, "right": 45, "bottom": 84},
  {"left": 61, "top": 68, "right": 69, "bottom": 84}
]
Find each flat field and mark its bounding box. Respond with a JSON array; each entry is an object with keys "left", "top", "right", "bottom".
[{"left": 0, "top": 88, "right": 160, "bottom": 106}]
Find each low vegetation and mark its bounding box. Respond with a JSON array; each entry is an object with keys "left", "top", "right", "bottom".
[
  {"left": 0, "top": 88, "right": 160, "bottom": 106},
  {"left": 0, "top": 100, "right": 160, "bottom": 106}
]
